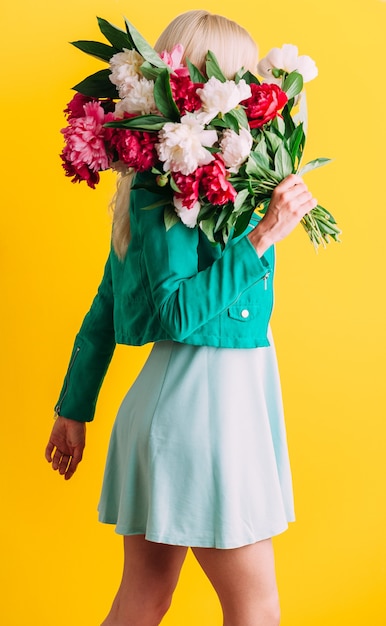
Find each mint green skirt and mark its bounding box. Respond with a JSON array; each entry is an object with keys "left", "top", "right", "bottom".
[{"left": 98, "top": 333, "right": 295, "bottom": 548}]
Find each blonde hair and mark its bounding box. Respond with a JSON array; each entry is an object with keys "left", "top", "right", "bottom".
[
  {"left": 112, "top": 10, "right": 258, "bottom": 259},
  {"left": 154, "top": 11, "right": 258, "bottom": 78}
]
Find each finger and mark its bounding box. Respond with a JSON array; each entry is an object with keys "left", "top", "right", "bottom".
[
  {"left": 59, "top": 455, "right": 71, "bottom": 475},
  {"left": 45, "top": 441, "right": 55, "bottom": 463},
  {"left": 297, "top": 193, "right": 318, "bottom": 214},
  {"left": 51, "top": 448, "right": 63, "bottom": 471},
  {"left": 276, "top": 173, "right": 304, "bottom": 192},
  {"left": 284, "top": 187, "right": 316, "bottom": 212},
  {"left": 65, "top": 446, "right": 84, "bottom": 480},
  {"left": 64, "top": 451, "right": 81, "bottom": 480},
  {"left": 64, "top": 458, "right": 77, "bottom": 480},
  {"left": 272, "top": 181, "right": 309, "bottom": 208}
]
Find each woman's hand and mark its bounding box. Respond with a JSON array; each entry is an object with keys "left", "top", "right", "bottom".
[
  {"left": 248, "top": 174, "right": 317, "bottom": 256},
  {"left": 45, "top": 416, "right": 86, "bottom": 480}
]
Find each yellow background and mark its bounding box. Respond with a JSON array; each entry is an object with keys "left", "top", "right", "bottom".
[{"left": 1, "top": 0, "right": 385, "bottom": 623}]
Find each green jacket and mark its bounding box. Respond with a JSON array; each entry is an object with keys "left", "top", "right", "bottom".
[{"left": 55, "top": 181, "right": 274, "bottom": 422}]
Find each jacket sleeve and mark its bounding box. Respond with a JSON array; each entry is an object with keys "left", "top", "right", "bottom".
[
  {"left": 54, "top": 255, "right": 116, "bottom": 422},
  {"left": 133, "top": 186, "right": 272, "bottom": 342}
]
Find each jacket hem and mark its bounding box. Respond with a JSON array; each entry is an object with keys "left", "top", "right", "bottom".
[{"left": 114, "top": 333, "right": 271, "bottom": 349}]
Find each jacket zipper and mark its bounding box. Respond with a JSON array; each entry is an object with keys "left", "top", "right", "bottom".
[
  {"left": 55, "top": 346, "right": 80, "bottom": 415},
  {"left": 263, "top": 272, "right": 270, "bottom": 290}
]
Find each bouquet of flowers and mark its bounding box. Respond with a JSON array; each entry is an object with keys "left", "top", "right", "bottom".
[{"left": 61, "top": 16, "right": 341, "bottom": 249}]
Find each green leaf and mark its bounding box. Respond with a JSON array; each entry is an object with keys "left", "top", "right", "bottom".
[
  {"left": 164, "top": 205, "right": 180, "bottom": 230},
  {"left": 282, "top": 71, "right": 303, "bottom": 99},
  {"left": 205, "top": 51, "right": 227, "bottom": 82},
  {"left": 235, "top": 69, "right": 260, "bottom": 85},
  {"left": 72, "top": 69, "right": 118, "bottom": 98},
  {"left": 140, "top": 61, "right": 164, "bottom": 81},
  {"left": 246, "top": 153, "right": 270, "bottom": 179},
  {"left": 198, "top": 203, "right": 216, "bottom": 221},
  {"left": 234, "top": 68, "right": 245, "bottom": 84},
  {"left": 254, "top": 137, "right": 270, "bottom": 165},
  {"left": 208, "top": 118, "right": 228, "bottom": 130},
  {"left": 233, "top": 188, "right": 250, "bottom": 213},
  {"left": 97, "top": 17, "right": 133, "bottom": 49},
  {"left": 287, "top": 123, "right": 305, "bottom": 164},
  {"left": 221, "top": 112, "right": 239, "bottom": 133},
  {"left": 199, "top": 215, "right": 217, "bottom": 243},
  {"left": 230, "top": 107, "right": 249, "bottom": 129},
  {"left": 281, "top": 102, "right": 296, "bottom": 138},
  {"left": 105, "top": 114, "right": 170, "bottom": 131},
  {"left": 169, "top": 176, "right": 181, "bottom": 193},
  {"left": 214, "top": 204, "right": 234, "bottom": 233},
  {"left": 154, "top": 70, "right": 180, "bottom": 121},
  {"left": 200, "top": 146, "right": 218, "bottom": 156},
  {"left": 124, "top": 17, "right": 168, "bottom": 69},
  {"left": 215, "top": 225, "right": 230, "bottom": 248},
  {"left": 71, "top": 40, "right": 119, "bottom": 62},
  {"left": 246, "top": 151, "right": 278, "bottom": 180},
  {"left": 186, "top": 58, "right": 206, "bottom": 83},
  {"left": 298, "top": 158, "right": 332, "bottom": 176},
  {"left": 271, "top": 115, "right": 285, "bottom": 136},
  {"left": 274, "top": 144, "right": 294, "bottom": 178},
  {"left": 264, "top": 130, "right": 282, "bottom": 156},
  {"left": 233, "top": 209, "right": 254, "bottom": 238}
]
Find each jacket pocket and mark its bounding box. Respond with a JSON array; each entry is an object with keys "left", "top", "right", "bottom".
[{"left": 227, "top": 305, "right": 263, "bottom": 322}]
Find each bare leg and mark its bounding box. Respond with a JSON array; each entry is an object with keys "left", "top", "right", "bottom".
[
  {"left": 101, "top": 535, "right": 187, "bottom": 626},
  {"left": 192, "top": 539, "right": 280, "bottom": 626}
]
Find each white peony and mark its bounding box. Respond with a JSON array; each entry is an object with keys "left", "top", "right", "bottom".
[
  {"left": 220, "top": 127, "right": 253, "bottom": 173},
  {"left": 257, "top": 44, "right": 318, "bottom": 84},
  {"left": 114, "top": 77, "right": 157, "bottom": 115},
  {"left": 109, "top": 48, "right": 145, "bottom": 97},
  {"left": 157, "top": 114, "right": 218, "bottom": 175},
  {"left": 173, "top": 197, "right": 200, "bottom": 228},
  {"left": 196, "top": 77, "right": 252, "bottom": 124}
]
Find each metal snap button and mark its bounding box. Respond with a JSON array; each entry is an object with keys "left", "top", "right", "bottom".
[{"left": 241, "top": 309, "right": 250, "bottom": 319}]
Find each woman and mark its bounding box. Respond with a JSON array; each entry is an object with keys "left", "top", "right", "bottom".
[{"left": 45, "top": 10, "right": 317, "bottom": 626}]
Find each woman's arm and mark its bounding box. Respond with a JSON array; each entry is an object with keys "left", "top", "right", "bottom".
[
  {"left": 133, "top": 174, "right": 315, "bottom": 342},
  {"left": 134, "top": 194, "right": 270, "bottom": 342},
  {"left": 54, "top": 254, "right": 116, "bottom": 422},
  {"left": 45, "top": 255, "right": 116, "bottom": 479}
]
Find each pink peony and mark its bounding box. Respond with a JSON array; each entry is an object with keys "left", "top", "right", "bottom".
[
  {"left": 170, "top": 74, "right": 203, "bottom": 115},
  {"left": 109, "top": 125, "right": 158, "bottom": 172},
  {"left": 61, "top": 101, "right": 113, "bottom": 188},
  {"left": 242, "top": 83, "right": 288, "bottom": 129},
  {"left": 200, "top": 156, "right": 237, "bottom": 205},
  {"left": 160, "top": 44, "right": 189, "bottom": 77}
]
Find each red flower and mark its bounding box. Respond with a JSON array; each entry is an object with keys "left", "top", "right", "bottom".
[
  {"left": 172, "top": 169, "right": 203, "bottom": 209},
  {"left": 109, "top": 125, "right": 158, "bottom": 171},
  {"left": 242, "top": 83, "right": 288, "bottom": 129},
  {"left": 64, "top": 93, "right": 95, "bottom": 120},
  {"left": 200, "top": 156, "right": 237, "bottom": 205},
  {"left": 170, "top": 74, "right": 203, "bottom": 115},
  {"left": 64, "top": 94, "right": 115, "bottom": 120},
  {"left": 60, "top": 156, "right": 100, "bottom": 188},
  {"left": 60, "top": 102, "right": 113, "bottom": 188}
]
